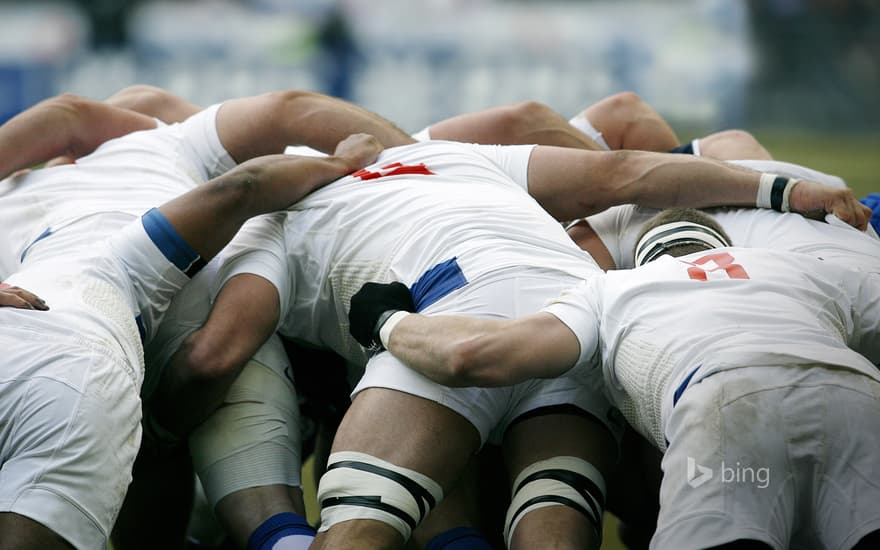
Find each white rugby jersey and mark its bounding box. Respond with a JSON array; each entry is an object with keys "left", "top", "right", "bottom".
[
  {"left": 544, "top": 247, "right": 880, "bottom": 449},
  {"left": 0, "top": 104, "right": 232, "bottom": 276},
  {"left": 587, "top": 160, "right": 880, "bottom": 272},
  {"left": 272, "top": 140, "right": 601, "bottom": 364}
]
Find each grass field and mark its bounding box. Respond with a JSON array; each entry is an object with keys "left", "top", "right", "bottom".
[{"left": 731, "top": 130, "right": 879, "bottom": 198}]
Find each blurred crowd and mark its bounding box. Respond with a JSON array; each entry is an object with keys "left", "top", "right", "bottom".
[{"left": 0, "top": 0, "right": 877, "bottom": 132}]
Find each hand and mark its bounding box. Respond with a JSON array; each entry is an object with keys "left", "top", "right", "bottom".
[
  {"left": 349, "top": 281, "right": 415, "bottom": 349},
  {"left": 0, "top": 283, "right": 49, "bottom": 310},
  {"left": 334, "top": 133, "right": 383, "bottom": 172},
  {"left": 789, "top": 180, "right": 872, "bottom": 231}
]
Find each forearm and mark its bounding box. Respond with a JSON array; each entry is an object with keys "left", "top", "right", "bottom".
[
  {"left": 386, "top": 313, "right": 579, "bottom": 387},
  {"left": 152, "top": 274, "right": 281, "bottom": 437},
  {"left": 160, "top": 152, "right": 357, "bottom": 262},
  {"left": 603, "top": 151, "right": 761, "bottom": 210}
]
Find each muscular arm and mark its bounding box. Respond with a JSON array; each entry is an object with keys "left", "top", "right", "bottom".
[
  {"left": 215, "top": 90, "right": 415, "bottom": 163},
  {"left": 152, "top": 274, "right": 280, "bottom": 437},
  {"left": 0, "top": 93, "right": 156, "bottom": 179},
  {"left": 384, "top": 312, "right": 581, "bottom": 387},
  {"left": 160, "top": 134, "right": 380, "bottom": 261},
  {"left": 527, "top": 147, "right": 872, "bottom": 230}
]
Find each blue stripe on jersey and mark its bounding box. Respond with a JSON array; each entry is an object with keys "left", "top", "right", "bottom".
[
  {"left": 860, "top": 193, "right": 880, "bottom": 233},
  {"left": 411, "top": 257, "right": 468, "bottom": 312},
  {"left": 672, "top": 365, "right": 701, "bottom": 407},
  {"left": 141, "top": 208, "right": 201, "bottom": 274},
  {"left": 19, "top": 227, "right": 53, "bottom": 262}
]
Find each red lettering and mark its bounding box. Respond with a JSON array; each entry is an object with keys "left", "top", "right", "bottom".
[
  {"left": 683, "top": 252, "right": 750, "bottom": 281},
  {"left": 353, "top": 162, "right": 434, "bottom": 181}
]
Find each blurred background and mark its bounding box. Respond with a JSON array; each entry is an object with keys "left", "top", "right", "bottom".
[
  {"left": 0, "top": 0, "right": 877, "bottom": 197},
  {"left": 1, "top": 0, "right": 875, "bottom": 548}
]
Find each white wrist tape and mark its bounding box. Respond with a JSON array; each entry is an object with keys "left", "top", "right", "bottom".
[
  {"left": 757, "top": 172, "right": 777, "bottom": 209},
  {"left": 781, "top": 178, "right": 800, "bottom": 212},
  {"left": 379, "top": 311, "right": 411, "bottom": 349}
]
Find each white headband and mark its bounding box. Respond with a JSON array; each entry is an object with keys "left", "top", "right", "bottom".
[{"left": 635, "top": 221, "right": 731, "bottom": 267}]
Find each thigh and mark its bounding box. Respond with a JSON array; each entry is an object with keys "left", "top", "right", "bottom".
[
  {"left": 331, "top": 387, "right": 481, "bottom": 488},
  {"left": 654, "top": 373, "right": 788, "bottom": 550},
  {"left": 0, "top": 338, "right": 141, "bottom": 550},
  {"left": 811, "top": 371, "right": 880, "bottom": 550}
]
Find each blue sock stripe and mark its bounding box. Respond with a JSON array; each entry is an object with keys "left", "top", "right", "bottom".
[
  {"left": 141, "top": 208, "right": 202, "bottom": 274},
  {"left": 425, "top": 526, "right": 494, "bottom": 550},
  {"left": 246, "top": 512, "right": 315, "bottom": 550}
]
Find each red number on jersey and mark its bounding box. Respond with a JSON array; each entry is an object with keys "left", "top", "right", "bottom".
[
  {"left": 353, "top": 162, "right": 434, "bottom": 181},
  {"left": 683, "top": 252, "right": 750, "bottom": 281}
]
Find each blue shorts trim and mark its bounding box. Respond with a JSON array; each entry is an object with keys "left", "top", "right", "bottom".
[
  {"left": 672, "top": 365, "right": 701, "bottom": 407},
  {"left": 411, "top": 257, "right": 468, "bottom": 311},
  {"left": 19, "top": 227, "right": 53, "bottom": 262},
  {"left": 860, "top": 193, "right": 880, "bottom": 233},
  {"left": 141, "top": 208, "right": 204, "bottom": 276}
]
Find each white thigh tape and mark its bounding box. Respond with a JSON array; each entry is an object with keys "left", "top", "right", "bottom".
[
  {"left": 317, "top": 451, "right": 444, "bottom": 541},
  {"left": 504, "top": 456, "right": 606, "bottom": 547},
  {"left": 189, "top": 358, "right": 301, "bottom": 506}
]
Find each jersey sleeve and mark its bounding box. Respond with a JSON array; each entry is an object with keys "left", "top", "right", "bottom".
[
  {"left": 587, "top": 205, "right": 658, "bottom": 270},
  {"left": 470, "top": 144, "right": 537, "bottom": 192},
  {"left": 212, "top": 212, "right": 291, "bottom": 326},
  {"left": 540, "top": 279, "right": 602, "bottom": 370},
  {"left": 177, "top": 103, "right": 238, "bottom": 180}
]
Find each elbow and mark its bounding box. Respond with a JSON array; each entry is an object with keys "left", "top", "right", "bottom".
[
  {"left": 178, "top": 329, "right": 247, "bottom": 385},
  {"left": 497, "top": 101, "right": 558, "bottom": 143},
  {"left": 446, "top": 340, "right": 481, "bottom": 384},
  {"left": 444, "top": 337, "right": 509, "bottom": 387},
  {"left": 592, "top": 149, "right": 648, "bottom": 208}
]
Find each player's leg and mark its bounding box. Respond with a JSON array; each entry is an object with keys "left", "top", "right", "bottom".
[
  {"left": 105, "top": 84, "right": 202, "bottom": 124},
  {"left": 0, "top": 319, "right": 143, "bottom": 550},
  {"left": 427, "top": 101, "right": 606, "bottom": 150},
  {"left": 0, "top": 514, "right": 73, "bottom": 550},
  {"left": 653, "top": 369, "right": 788, "bottom": 549},
  {"left": 501, "top": 410, "right": 618, "bottom": 550},
  {"left": 605, "top": 427, "right": 662, "bottom": 550},
  {"left": 696, "top": 129, "right": 773, "bottom": 161},
  {"left": 311, "top": 388, "right": 482, "bottom": 550},
  {"left": 578, "top": 91, "right": 681, "bottom": 151},
  {"left": 190, "top": 338, "right": 315, "bottom": 550},
  {"left": 411, "top": 453, "right": 501, "bottom": 550}
]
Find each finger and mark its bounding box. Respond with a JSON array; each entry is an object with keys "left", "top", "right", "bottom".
[
  {"left": 0, "top": 293, "right": 35, "bottom": 310},
  {"left": 8, "top": 287, "right": 49, "bottom": 310},
  {"left": 857, "top": 203, "right": 872, "bottom": 231}
]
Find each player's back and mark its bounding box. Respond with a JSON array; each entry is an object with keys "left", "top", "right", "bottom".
[
  {"left": 596, "top": 247, "right": 878, "bottom": 446},
  {"left": 281, "top": 140, "right": 599, "bottom": 363},
  {"left": 0, "top": 112, "right": 225, "bottom": 273}
]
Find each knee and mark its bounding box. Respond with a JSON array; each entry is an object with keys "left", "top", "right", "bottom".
[
  {"left": 501, "top": 100, "right": 559, "bottom": 135},
  {"left": 505, "top": 456, "right": 607, "bottom": 548},
  {"left": 699, "top": 129, "right": 771, "bottom": 160},
  {"left": 317, "top": 452, "right": 444, "bottom": 542},
  {"left": 601, "top": 91, "right": 647, "bottom": 119}
]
